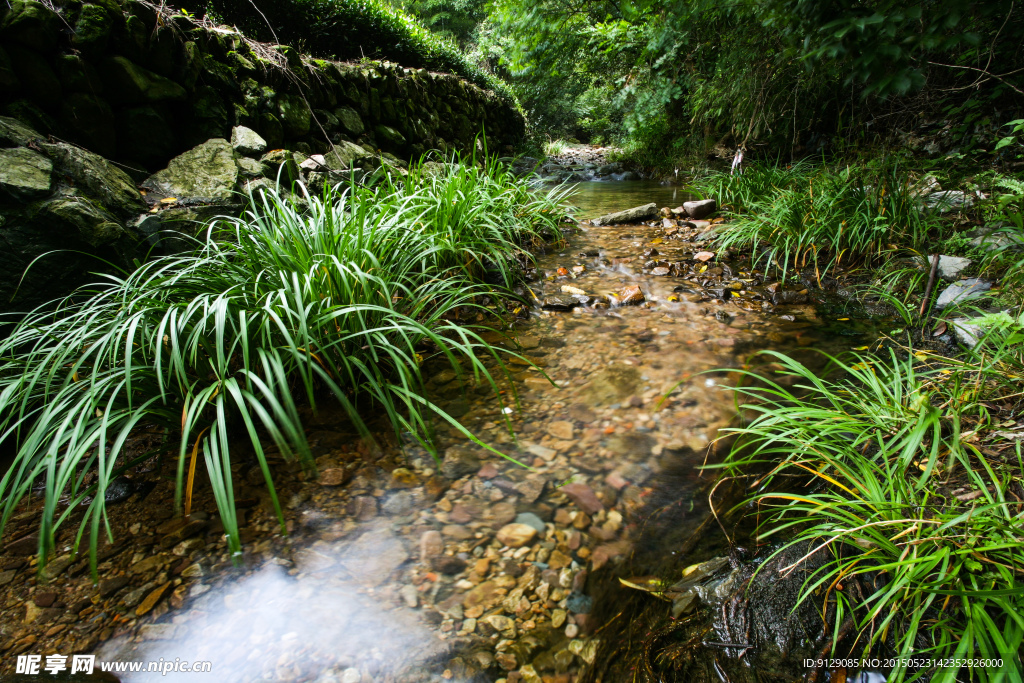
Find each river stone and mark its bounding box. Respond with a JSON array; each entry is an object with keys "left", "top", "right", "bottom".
[
  {"left": 617, "top": 284, "right": 645, "bottom": 305},
  {"left": 560, "top": 483, "right": 604, "bottom": 515},
  {"left": 442, "top": 446, "right": 480, "bottom": 479},
  {"left": 420, "top": 530, "right": 443, "bottom": 561},
  {"left": 935, "top": 278, "right": 992, "bottom": 309},
  {"left": 143, "top": 138, "right": 239, "bottom": 201},
  {"left": 231, "top": 126, "right": 267, "bottom": 156},
  {"left": 935, "top": 255, "right": 972, "bottom": 281},
  {"left": 683, "top": 199, "right": 717, "bottom": 219},
  {"left": 496, "top": 523, "right": 537, "bottom": 548},
  {"left": 0, "top": 147, "right": 52, "bottom": 200},
  {"left": 542, "top": 295, "right": 579, "bottom": 311},
  {"left": 41, "top": 142, "right": 145, "bottom": 216},
  {"left": 102, "top": 56, "right": 187, "bottom": 105},
  {"left": 515, "top": 512, "right": 546, "bottom": 534},
  {"left": 593, "top": 203, "right": 657, "bottom": 226},
  {"left": 338, "top": 527, "right": 409, "bottom": 585}
]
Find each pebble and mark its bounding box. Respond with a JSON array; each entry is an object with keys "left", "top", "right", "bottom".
[
  {"left": 496, "top": 524, "right": 537, "bottom": 548},
  {"left": 551, "top": 609, "right": 567, "bottom": 628},
  {"left": 514, "top": 513, "right": 546, "bottom": 533},
  {"left": 400, "top": 584, "right": 419, "bottom": 608},
  {"left": 420, "top": 530, "right": 444, "bottom": 560},
  {"left": 560, "top": 483, "right": 604, "bottom": 515},
  {"left": 547, "top": 421, "right": 574, "bottom": 440}
]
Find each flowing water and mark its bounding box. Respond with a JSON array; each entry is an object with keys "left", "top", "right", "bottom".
[{"left": 2, "top": 182, "right": 872, "bottom": 683}]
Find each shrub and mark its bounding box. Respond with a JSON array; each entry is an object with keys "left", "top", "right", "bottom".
[
  {"left": 718, "top": 348, "right": 1024, "bottom": 680},
  {"left": 0, "top": 159, "right": 569, "bottom": 571}
]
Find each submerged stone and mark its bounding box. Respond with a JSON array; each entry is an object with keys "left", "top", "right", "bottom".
[{"left": 592, "top": 203, "right": 658, "bottom": 226}]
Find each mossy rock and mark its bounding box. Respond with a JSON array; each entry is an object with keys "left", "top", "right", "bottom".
[
  {"left": 185, "top": 85, "right": 231, "bottom": 148},
  {"left": 116, "top": 105, "right": 177, "bottom": 167},
  {"left": 146, "top": 26, "right": 178, "bottom": 77},
  {"left": 40, "top": 141, "right": 146, "bottom": 216},
  {"left": 72, "top": 3, "right": 116, "bottom": 56},
  {"left": 142, "top": 138, "right": 240, "bottom": 202},
  {"left": 60, "top": 92, "right": 117, "bottom": 159},
  {"left": 0, "top": 45, "right": 21, "bottom": 95},
  {"left": 177, "top": 41, "right": 203, "bottom": 90},
  {"left": 0, "top": 0, "right": 60, "bottom": 52},
  {"left": 56, "top": 54, "right": 104, "bottom": 93},
  {"left": 39, "top": 197, "right": 128, "bottom": 248},
  {"left": 120, "top": 13, "right": 149, "bottom": 62},
  {"left": 335, "top": 106, "right": 364, "bottom": 136},
  {"left": 374, "top": 124, "right": 406, "bottom": 151},
  {"left": 3, "top": 99, "right": 56, "bottom": 136},
  {"left": 6, "top": 45, "right": 61, "bottom": 111},
  {"left": 277, "top": 94, "right": 311, "bottom": 138},
  {"left": 260, "top": 148, "right": 299, "bottom": 185},
  {"left": 0, "top": 147, "right": 53, "bottom": 201},
  {"left": 102, "top": 56, "right": 187, "bottom": 105},
  {"left": 257, "top": 112, "right": 284, "bottom": 149}
]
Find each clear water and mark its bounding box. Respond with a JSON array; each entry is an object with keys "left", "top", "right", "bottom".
[{"left": 565, "top": 181, "right": 695, "bottom": 219}]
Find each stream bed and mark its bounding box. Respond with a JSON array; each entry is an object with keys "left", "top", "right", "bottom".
[{"left": 1, "top": 182, "right": 875, "bottom": 683}]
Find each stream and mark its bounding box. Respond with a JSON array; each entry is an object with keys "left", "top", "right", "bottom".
[{"left": 2, "top": 181, "right": 871, "bottom": 683}]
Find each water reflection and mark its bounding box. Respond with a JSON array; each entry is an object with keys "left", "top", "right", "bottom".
[{"left": 565, "top": 181, "right": 695, "bottom": 219}]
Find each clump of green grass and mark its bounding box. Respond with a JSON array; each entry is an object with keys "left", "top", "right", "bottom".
[
  {"left": 717, "top": 345, "right": 1024, "bottom": 681},
  {"left": 544, "top": 139, "right": 571, "bottom": 157},
  {"left": 691, "top": 163, "right": 943, "bottom": 279},
  {"left": 0, "top": 159, "right": 570, "bottom": 571}
]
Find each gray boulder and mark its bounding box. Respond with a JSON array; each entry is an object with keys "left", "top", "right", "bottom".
[
  {"left": 922, "top": 190, "right": 975, "bottom": 212},
  {"left": 142, "top": 138, "right": 240, "bottom": 202},
  {"left": 683, "top": 199, "right": 717, "bottom": 219},
  {"left": 593, "top": 203, "right": 658, "bottom": 226},
  {"left": 934, "top": 255, "right": 972, "bottom": 282},
  {"left": 969, "top": 224, "right": 1024, "bottom": 252},
  {"left": 231, "top": 126, "right": 267, "bottom": 156},
  {"left": 935, "top": 278, "right": 992, "bottom": 309}
]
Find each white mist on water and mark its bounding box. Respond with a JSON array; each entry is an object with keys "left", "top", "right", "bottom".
[{"left": 96, "top": 525, "right": 447, "bottom": 683}]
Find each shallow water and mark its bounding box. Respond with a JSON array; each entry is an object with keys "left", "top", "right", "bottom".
[
  {"left": 2, "top": 182, "right": 872, "bottom": 683},
  {"left": 565, "top": 181, "right": 694, "bottom": 219}
]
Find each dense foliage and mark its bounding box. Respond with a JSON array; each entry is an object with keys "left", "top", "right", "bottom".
[
  {"left": 0, "top": 160, "right": 569, "bottom": 570},
  {"left": 481, "top": 0, "right": 1024, "bottom": 165}
]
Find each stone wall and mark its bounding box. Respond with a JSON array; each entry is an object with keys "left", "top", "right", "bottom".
[
  {"left": 0, "top": 0, "right": 526, "bottom": 313},
  {"left": 0, "top": 1, "right": 523, "bottom": 173}
]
